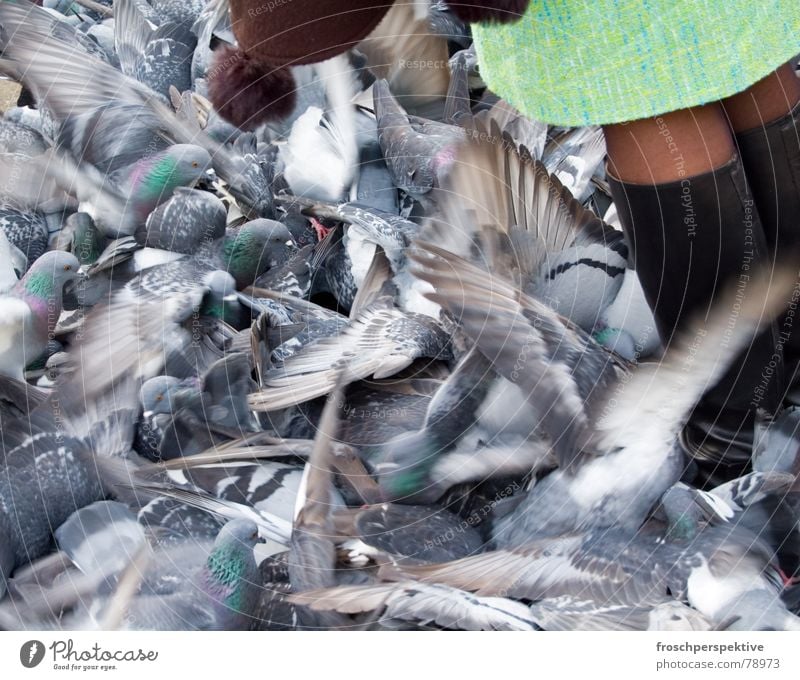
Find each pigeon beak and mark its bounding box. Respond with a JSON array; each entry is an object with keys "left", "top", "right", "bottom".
[
  {"left": 142, "top": 410, "right": 154, "bottom": 419},
  {"left": 63, "top": 270, "right": 87, "bottom": 295},
  {"left": 222, "top": 293, "right": 239, "bottom": 303},
  {"left": 195, "top": 168, "right": 218, "bottom": 190},
  {"left": 284, "top": 239, "right": 294, "bottom": 247}
]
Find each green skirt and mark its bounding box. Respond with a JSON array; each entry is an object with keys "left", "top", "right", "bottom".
[{"left": 472, "top": 0, "right": 800, "bottom": 126}]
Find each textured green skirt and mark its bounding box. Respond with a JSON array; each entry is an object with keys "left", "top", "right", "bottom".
[{"left": 472, "top": 0, "right": 800, "bottom": 126}]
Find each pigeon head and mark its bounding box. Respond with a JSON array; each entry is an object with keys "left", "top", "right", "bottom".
[
  {"left": 133, "top": 144, "right": 213, "bottom": 211},
  {"left": 221, "top": 218, "right": 294, "bottom": 288},
  {"left": 660, "top": 485, "right": 705, "bottom": 541},
  {"left": 15, "top": 251, "right": 80, "bottom": 301},
  {"left": 215, "top": 519, "right": 262, "bottom": 550},
  {"left": 161, "top": 144, "right": 213, "bottom": 186},
  {"left": 224, "top": 159, "right": 273, "bottom": 220},
  {"left": 201, "top": 270, "right": 242, "bottom": 325},
  {"left": 140, "top": 375, "right": 185, "bottom": 418},
  {"left": 67, "top": 213, "right": 104, "bottom": 266},
  {"left": 203, "top": 270, "right": 239, "bottom": 300},
  {"left": 374, "top": 431, "right": 444, "bottom": 503},
  {"left": 207, "top": 0, "right": 393, "bottom": 130}
]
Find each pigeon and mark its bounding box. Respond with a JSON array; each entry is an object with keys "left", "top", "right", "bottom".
[
  {"left": 0, "top": 208, "right": 50, "bottom": 271},
  {"left": 286, "top": 197, "right": 420, "bottom": 276},
  {"left": 108, "top": 518, "right": 264, "bottom": 631},
  {"left": 290, "top": 581, "right": 538, "bottom": 631},
  {"left": 198, "top": 270, "right": 248, "bottom": 329},
  {"left": 142, "top": 352, "right": 259, "bottom": 459},
  {"left": 13, "top": 515, "right": 264, "bottom": 631},
  {"left": 120, "top": 218, "right": 292, "bottom": 328},
  {"left": 245, "top": 291, "right": 350, "bottom": 377},
  {"left": 0, "top": 360, "right": 146, "bottom": 600},
  {"left": 0, "top": 118, "right": 48, "bottom": 156},
  {"left": 342, "top": 503, "right": 485, "bottom": 565},
  {"left": 0, "top": 143, "right": 212, "bottom": 240},
  {"left": 374, "top": 79, "right": 463, "bottom": 199},
  {"left": 410, "top": 241, "right": 794, "bottom": 548},
  {"left": 542, "top": 126, "right": 607, "bottom": 203},
  {"left": 370, "top": 346, "right": 551, "bottom": 503},
  {"left": 0, "top": 9, "right": 272, "bottom": 220},
  {"left": 288, "top": 380, "right": 351, "bottom": 629},
  {"left": 417, "top": 120, "right": 628, "bottom": 335},
  {"left": 114, "top": 0, "right": 197, "bottom": 99},
  {"left": 54, "top": 501, "right": 147, "bottom": 582},
  {"left": 0, "top": 229, "right": 24, "bottom": 291},
  {"left": 252, "top": 244, "right": 319, "bottom": 300},
  {"left": 56, "top": 212, "right": 106, "bottom": 268},
  {"left": 592, "top": 267, "right": 662, "bottom": 361},
  {"left": 710, "top": 408, "right": 800, "bottom": 577},
  {"left": 248, "top": 296, "right": 453, "bottom": 412},
  {"left": 137, "top": 187, "right": 228, "bottom": 254},
  {"left": 135, "top": 375, "right": 200, "bottom": 460},
  {"left": 381, "top": 523, "right": 800, "bottom": 630},
  {"left": 0, "top": 251, "right": 80, "bottom": 380},
  {"left": 94, "top": 220, "right": 292, "bottom": 382}
]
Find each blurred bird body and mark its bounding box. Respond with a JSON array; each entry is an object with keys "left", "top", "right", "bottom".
[{"left": 0, "top": 251, "right": 79, "bottom": 380}]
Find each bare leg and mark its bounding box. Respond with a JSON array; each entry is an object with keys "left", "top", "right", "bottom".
[
  {"left": 722, "top": 62, "right": 800, "bottom": 133},
  {"left": 603, "top": 103, "right": 735, "bottom": 184}
]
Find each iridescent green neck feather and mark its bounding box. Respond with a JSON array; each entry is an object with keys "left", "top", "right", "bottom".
[
  {"left": 222, "top": 234, "right": 262, "bottom": 284},
  {"left": 136, "top": 154, "right": 181, "bottom": 202},
  {"left": 21, "top": 271, "right": 57, "bottom": 299},
  {"left": 205, "top": 547, "right": 251, "bottom": 609}
]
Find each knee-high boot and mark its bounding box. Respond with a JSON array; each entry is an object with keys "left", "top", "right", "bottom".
[
  {"left": 608, "top": 155, "right": 783, "bottom": 486},
  {"left": 736, "top": 100, "right": 800, "bottom": 373}
]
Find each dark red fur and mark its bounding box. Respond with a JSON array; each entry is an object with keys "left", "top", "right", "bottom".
[
  {"left": 207, "top": 45, "right": 297, "bottom": 130},
  {"left": 447, "top": 0, "right": 530, "bottom": 24}
]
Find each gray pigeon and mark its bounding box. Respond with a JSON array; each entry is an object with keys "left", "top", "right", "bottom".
[
  {"left": 114, "top": 0, "right": 197, "bottom": 99},
  {"left": 0, "top": 208, "right": 50, "bottom": 272},
  {"left": 0, "top": 251, "right": 80, "bottom": 380},
  {"left": 137, "top": 188, "right": 227, "bottom": 254},
  {"left": 382, "top": 523, "right": 800, "bottom": 630},
  {"left": 0, "top": 118, "right": 48, "bottom": 156},
  {"left": 0, "top": 9, "right": 273, "bottom": 220},
  {"left": 411, "top": 239, "right": 794, "bottom": 548},
  {"left": 290, "top": 581, "right": 538, "bottom": 631},
  {"left": 18, "top": 515, "right": 263, "bottom": 631},
  {"left": 374, "top": 79, "right": 463, "bottom": 199},
  {"left": 248, "top": 296, "right": 452, "bottom": 412}
]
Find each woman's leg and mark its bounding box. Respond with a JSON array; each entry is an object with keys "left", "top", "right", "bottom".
[
  {"left": 603, "top": 105, "right": 780, "bottom": 485},
  {"left": 722, "top": 62, "right": 800, "bottom": 382},
  {"left": 604, "top": 103, "right": 734, "bottom": 184},
  {"left": 722, "top": 62, "right": 800, "bottom": 250},
  {"left": 722, "top": 62, "right": 800, "bottom": 134}
]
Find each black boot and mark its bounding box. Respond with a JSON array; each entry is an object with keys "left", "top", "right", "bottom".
[
  {"left": 608, "top": 155, "right": 783, "bottom": 487},
  {"left": 736, "top": 100, "right": 800, "bottom": 374}
]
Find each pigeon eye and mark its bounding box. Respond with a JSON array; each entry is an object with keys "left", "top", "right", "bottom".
[
  {"left": 191, "top": 161, "right": 199, "bottom": 168},
  {"left": 63, "top": 264, "right": 72, "bottom": 271},
  {"left": 155, "top": 395, "right": 163, "bottom": 402}
]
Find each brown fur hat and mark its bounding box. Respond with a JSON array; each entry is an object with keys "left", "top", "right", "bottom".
[{"left": 208, "top": 1, "right": 530, "bottom": 130}]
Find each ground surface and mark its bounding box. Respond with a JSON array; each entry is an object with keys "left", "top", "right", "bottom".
[{"left": 0, "top": 79, "right": 21, "bottom": 113}]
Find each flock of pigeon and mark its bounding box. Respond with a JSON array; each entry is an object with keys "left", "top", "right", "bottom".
[{"left": 0, "top": 0, "right": 799, "bottom": 632}]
